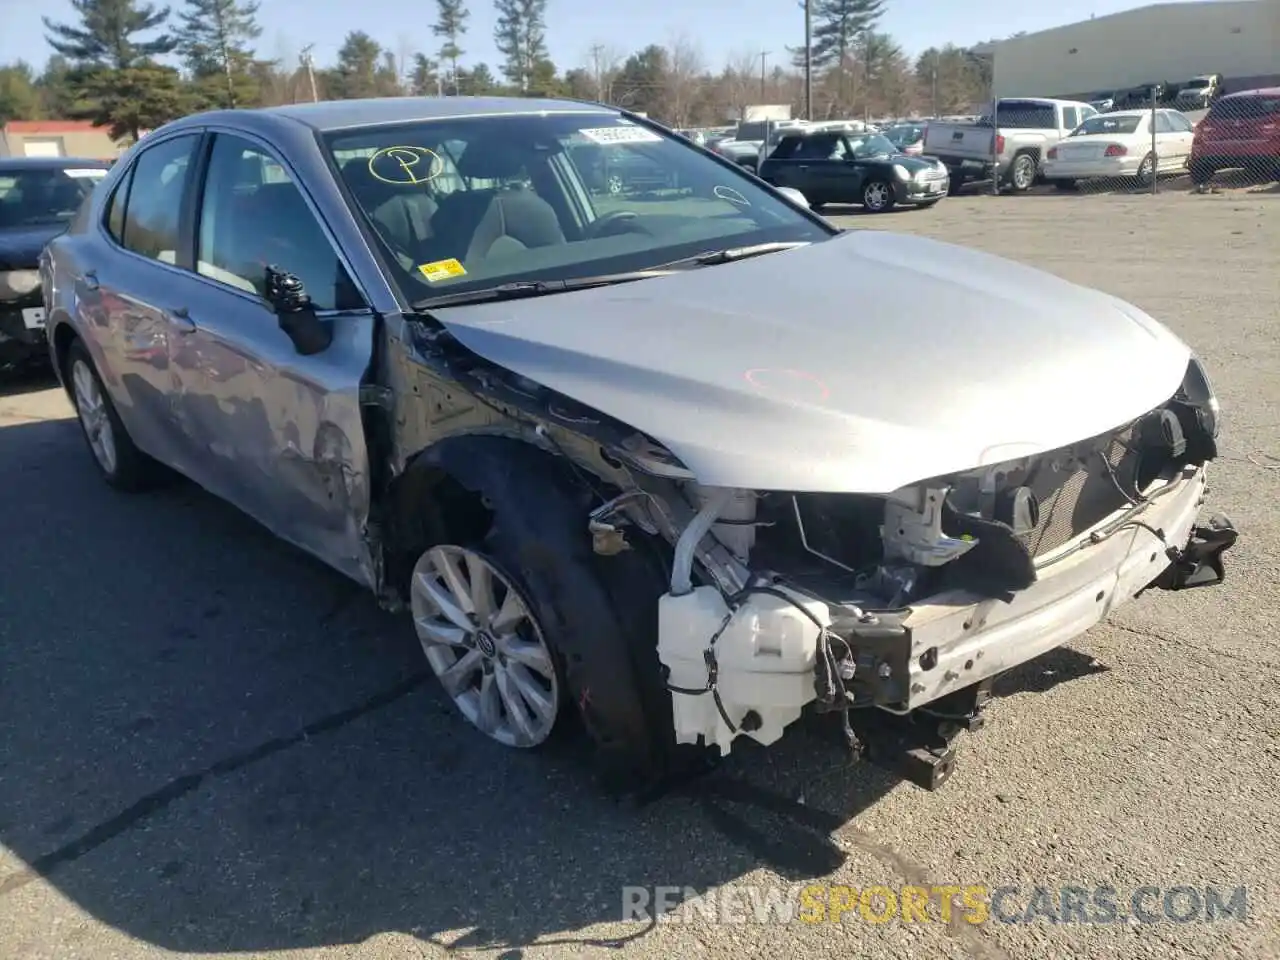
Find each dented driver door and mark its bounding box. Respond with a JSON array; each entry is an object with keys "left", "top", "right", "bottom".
[{"left": 168, "top": 131, "right": 377, "bottom": 586}]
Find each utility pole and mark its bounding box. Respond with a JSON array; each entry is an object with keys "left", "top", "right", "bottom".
[
  {"left": 758, "top": 50, "right": 770, "bottom": 101},
  {"left": 803, "top": 0, "right": 813, "bottom": 120},
  {"left": 589, "top": 43, "right": 605, "bottom": 101},
  {"left": 299, "top": 44, "right": 319, "bottom": 102}
]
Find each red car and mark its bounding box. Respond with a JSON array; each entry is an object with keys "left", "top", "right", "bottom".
[{"left": 1189, "top": 87, "right": 1280, "bottom": 186}]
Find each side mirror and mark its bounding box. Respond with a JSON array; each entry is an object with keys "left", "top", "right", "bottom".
[{"left": 265, "top": 265, "right": 332, "bottom": 356}]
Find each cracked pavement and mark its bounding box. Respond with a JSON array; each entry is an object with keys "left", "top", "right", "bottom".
[{"left": 1, "top": 190, "right": 1277, "bottom": 959}]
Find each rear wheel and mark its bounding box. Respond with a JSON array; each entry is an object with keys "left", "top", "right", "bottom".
[
  {"left": 65, "top": 339, "right": 166, "bottom": 491},
  {"left": 1189, "top": 159, "right": 1216, "bottom": 186},
  {"left": 861, "top": 179, "right": 896, "bottom": 212}
]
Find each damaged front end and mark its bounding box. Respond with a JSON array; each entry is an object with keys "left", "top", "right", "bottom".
[
  {"left": 384, "top": 313, "right": 1232, "bottom": 791},
  {"left": 647, "top": 356, "right": 1234, "bottom": 789}
]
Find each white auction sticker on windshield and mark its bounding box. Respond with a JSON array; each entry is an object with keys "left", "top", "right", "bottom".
[
  {"left": 579, "top": 126, "right": 663, "bottom": 145},
  {"left": 64, "top": 168, "right": 108, "bottom": 179}
]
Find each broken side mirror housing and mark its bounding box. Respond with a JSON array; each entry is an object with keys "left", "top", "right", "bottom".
[{"left": 265, "top": 264, "right": 333, "bottom": 356}]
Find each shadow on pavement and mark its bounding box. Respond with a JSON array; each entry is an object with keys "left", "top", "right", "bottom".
[
  {"left": 0, "top": 415, "right": 1104, "bottom": 954},
  {"left": 0, "top": 365, "right": 59, "bottom": 399}
]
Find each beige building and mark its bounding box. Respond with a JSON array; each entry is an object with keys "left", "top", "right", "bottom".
[
  {"left": 0, "top": 121, "right": 126, "bottom": 160},
  {"left": 988, "top": 0, "right": 1280, "bottom": 98}
]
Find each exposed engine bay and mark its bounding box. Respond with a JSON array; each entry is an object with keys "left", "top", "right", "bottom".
[{"left": 640, "top": 370, "right": 1229, "bottom": 788}]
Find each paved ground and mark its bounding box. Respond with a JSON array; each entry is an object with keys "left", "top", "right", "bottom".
[{"left": 2, "top": 190, "right": 1278, "bottom": 960}]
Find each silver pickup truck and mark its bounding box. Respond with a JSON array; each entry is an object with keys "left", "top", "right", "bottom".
[{"left": 922, "top": 98, "right": 1098, "bottom": 192}]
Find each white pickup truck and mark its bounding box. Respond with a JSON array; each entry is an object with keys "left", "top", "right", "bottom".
[{"left": 922, "top": 97, "right": 1098, "bottom": 193}]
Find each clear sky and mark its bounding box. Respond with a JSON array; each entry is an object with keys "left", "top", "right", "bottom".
[{"left": 0, "top": 0, "right": 1208, "bottom": 77}]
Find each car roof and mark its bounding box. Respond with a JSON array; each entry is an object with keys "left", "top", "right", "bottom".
[
  {"left": 0, "top": 156, "right": 112, "bottom": 171},
  {"left": 160, "top": 96, "right": 620, "bottom": 136},
  {"left": 1219, "top": 87, "right": 1280, "bottom": 100}
]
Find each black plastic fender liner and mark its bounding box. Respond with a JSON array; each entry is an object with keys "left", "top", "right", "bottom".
[{"left": 400, "top": 433, "right": 687, "bottom": 788}]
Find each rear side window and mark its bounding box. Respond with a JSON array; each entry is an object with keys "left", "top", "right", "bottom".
[
  {"left": 1210, "top": 95, "right": 1280, "bottom": 120},
  {"left": 994, "top": 101, "right": 1057, "bottom": 129},
  {"left": 793, "top": 135, "right": 845, "bottom": 160},
  {"left": 768, "top": 136, "right": 805, "bottom": 160},
  {"left": 120, "top": 134, "right": 199, "bottom": 264},
  {"left": 104, "top": 166, "right": 134, "bottom": 242}
]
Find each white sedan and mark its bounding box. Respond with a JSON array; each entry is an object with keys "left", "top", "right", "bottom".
[{"left": 1042, "top": 109, "right": 1197, "bottom": 186}]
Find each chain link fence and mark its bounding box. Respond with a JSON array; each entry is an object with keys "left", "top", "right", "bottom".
[{"left": 932, "top": 82, "right": 1280, "bottom": 198}]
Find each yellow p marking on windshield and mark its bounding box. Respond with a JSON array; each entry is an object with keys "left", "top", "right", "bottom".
[{"left": 368, "top": 145, "right": 443, "bottom": 185}]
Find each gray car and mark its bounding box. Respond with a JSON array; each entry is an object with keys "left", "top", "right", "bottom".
[{"left": 41, "top": 96, "right": 1235, "bottom": 792}]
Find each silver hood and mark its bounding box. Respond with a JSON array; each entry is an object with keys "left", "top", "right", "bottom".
[{"left": 433, "top": 230, "right": 1192, "bottom": 493}]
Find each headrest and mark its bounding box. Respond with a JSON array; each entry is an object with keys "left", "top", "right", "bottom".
[{"left": 454, "top": 140, "right": 530, "bottom": 181}]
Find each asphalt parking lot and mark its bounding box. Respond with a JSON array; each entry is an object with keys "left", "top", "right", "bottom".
[{"left": 2, "top": 189, "right": 1278, "bottom": 959}]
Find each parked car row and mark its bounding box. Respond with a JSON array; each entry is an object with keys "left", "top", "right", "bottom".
[
  {"left": 1089, "top": 74, "right": 1226, "bottom": 112},
  {"left": 913, "top": 86, "right": 1280, "bottom": 193}
]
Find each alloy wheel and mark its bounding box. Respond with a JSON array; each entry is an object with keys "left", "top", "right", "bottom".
[
  {"left": 71, "top": 358, "right": 118, "bottom": 476},
  {"left": 863, "top": 181, "right": 891, "bottom": 211},
  {"left": 411, "top": 545, "right": 560, "bottom": 748},
  {"left": 1012, "top": 155, "right": 1036, "bottom": 189}
]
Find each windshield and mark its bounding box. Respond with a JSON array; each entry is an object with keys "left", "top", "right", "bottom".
[
  {"left": 325, "top": 112, "right": 832, "bottom": 305},
  {"left": 1073, "top": 115, "right": 1142, "bottom": 136},
  {"left": 847, "top": 134, "right": 898, "bottom": 157},
  {"left": 0, "top": 166, "right": 106, "bottom": 229}
]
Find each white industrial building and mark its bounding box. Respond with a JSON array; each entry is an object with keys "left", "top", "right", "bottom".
[{"left": 986, "top": 0, "right": 1280, "bottom": 99}]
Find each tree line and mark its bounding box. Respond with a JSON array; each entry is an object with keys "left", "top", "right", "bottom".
[{"left": 0, "top": 0, "right": 995, "bottom": 141}]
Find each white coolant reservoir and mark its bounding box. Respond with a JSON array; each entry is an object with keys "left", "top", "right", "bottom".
[{"left": 657, "top": 585, "right": 829, "bottom": 755}]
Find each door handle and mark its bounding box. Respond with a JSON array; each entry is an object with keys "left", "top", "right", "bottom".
[
  {"left": 797, "top": 165, "right": 809, "bottom": 171},
  {"left": 82, "top": 269, "right": 99, "bottom": 291},
  {"left": 168, "top": 307, "right": 196, "bottom": 333}
]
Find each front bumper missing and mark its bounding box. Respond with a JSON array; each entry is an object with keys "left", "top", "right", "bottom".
[
  {"left": 658, "top": 465, "right": 1235, "bottom": 790},
  {"left": 885, "top": 464, "right": 1218, "bottom": 712}
]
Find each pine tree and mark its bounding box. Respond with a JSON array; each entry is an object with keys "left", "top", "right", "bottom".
[
  {"left": 43, "top": 0, "right": 188, "bottom": 140},
  {"left": 432, "top": 0, "right": 469, "bottom": 94},
  {"left": 493, "top": 0, "right": 548, "bottom": 93},
  {"left": 809, "top": 0, "right": 884, "bottom": 72},
  {"left": 44, "top": 0, "right": 177, "bottom": 70},
  {"left": 175, "top": 0, "right": 262, "bottom": 108},
  {"left": 410, "top": 53, "right": 440, "bottom": 96}
]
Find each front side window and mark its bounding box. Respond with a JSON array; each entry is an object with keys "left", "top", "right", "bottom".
[
  {"left": 846, "top": 134, "right": 897, "bottom": 158},
  {"left": 0, "top": 166, "right": 106, "bottom": 230},
  {"left": 325, "top": 112, "right": 832, "bottom": 305},
  {"left": 196, "top": 134, "right": 361, "bottom": 311},
  {"left": 120, "top": 134, "right": 198, "bottom": 263}
]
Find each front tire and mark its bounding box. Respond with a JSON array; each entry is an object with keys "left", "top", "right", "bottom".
[
  {"left": 403, "top": 439, "right": 697, "bottom": 791},
  {"left": 862, "top": 179, "right": 896, "bottom": 212},
  {"left": 65, "top": 339, "right": 166, "bottom": 491}
]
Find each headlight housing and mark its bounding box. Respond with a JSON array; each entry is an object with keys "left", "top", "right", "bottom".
[
  {"left": 1182, "top": 355, "right": 1220, "bottom": 439},
  {"left": 892, "top": 164, "right": 911, "bottom": 181},
  {"left": 0, "top": 269, "right": 41, "bottom": 299}
]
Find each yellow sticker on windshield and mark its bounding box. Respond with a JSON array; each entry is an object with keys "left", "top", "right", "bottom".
[{"left": 418, "top": 258, "right": 467, "bottom": 282}]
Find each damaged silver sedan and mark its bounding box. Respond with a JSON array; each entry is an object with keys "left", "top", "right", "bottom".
[{"left": 41, "top": 97, "right": 1236, "bottom": 790}]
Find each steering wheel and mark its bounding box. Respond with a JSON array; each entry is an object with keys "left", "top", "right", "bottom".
[{"left": 585, "top": 210, "right": 651, "bottom": 239}]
